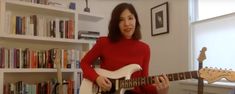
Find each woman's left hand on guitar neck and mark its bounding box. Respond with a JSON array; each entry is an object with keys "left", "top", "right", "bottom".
[{"left": 154, "top": 74, "right": 169, "bottom": 94}]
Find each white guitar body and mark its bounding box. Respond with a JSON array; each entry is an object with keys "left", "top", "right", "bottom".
[{"left": 79, "top": 64, "right": 142, "bottom": 94}]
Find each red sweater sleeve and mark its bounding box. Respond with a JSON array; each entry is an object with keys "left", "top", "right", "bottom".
[
  {"left": 142, "top": 45, "right": 158, "bottom": 94},
  {"left": 80, "top": 38, "right": 103, "bottom": 82},
  {"left": 132, "top": 44, "right": 158, "bottom": 94}
]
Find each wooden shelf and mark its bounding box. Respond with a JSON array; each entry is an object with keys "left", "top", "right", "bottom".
[
  {"left": 0, "top": 34, "right": 95, "bottom": 44},
  {"left": 6, "top": 0, "right": 76, "bottom": 16},
  {"left": 0, "top": 68, "right": 79, "bottom": 73}
]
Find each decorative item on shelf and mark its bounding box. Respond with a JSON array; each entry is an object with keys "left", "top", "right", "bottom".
[
  {"left": 69, "top": 2, "right": 76, "bottom": 10},
  {"left": 84, "top": 0, "right": 90, "bottom": 12},
  {"left": 47, "top": 0, "right": 67, "bottom": 9},
  {"left": 78, "top": 30, "right": 100, "bottom": 40}
]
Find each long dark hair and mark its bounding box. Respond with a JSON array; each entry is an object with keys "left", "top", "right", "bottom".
[{"left": 108, "top": 3, "right": 141, "bottom": 42}]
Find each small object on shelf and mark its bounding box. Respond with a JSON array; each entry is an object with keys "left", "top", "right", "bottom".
[
  {"left": 77, "top": 30, "right": 100, "bottom": 40},
  {"left": 47, "top": 0, "right": 67, "bottom": 9},
  {"left": 69, "top": 2, "right": 76, "bottom": 10},
  {"left": 84, "top": 0, "right": 90, "bottom": 12}
]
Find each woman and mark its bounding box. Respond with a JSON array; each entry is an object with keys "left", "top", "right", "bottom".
[{"left": 80, "top": 2, "right": 169, "bottom": 94}]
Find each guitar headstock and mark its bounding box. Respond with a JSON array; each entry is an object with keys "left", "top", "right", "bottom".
[
  {"left": 199, "top": 67, "right": 235, "bottom": 84},
  {"left": 197, "top": 47, "right": 207, "bottom": 63}
]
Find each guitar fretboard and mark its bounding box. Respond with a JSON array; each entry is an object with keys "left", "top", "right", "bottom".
[
  {"left": 119, "top": 71, "right": 198, "bottom": 88},
  {"left": 198, "top": 61, "right": 204, "bottom": 94}
]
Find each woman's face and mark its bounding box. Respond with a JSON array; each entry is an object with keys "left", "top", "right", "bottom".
[{"left": 119, "top": 9, "right": 136, "bottom": 39}]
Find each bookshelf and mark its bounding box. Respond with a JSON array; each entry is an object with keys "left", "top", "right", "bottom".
[{"left": 0, "top": 0, "right": 103, "bottom": 94}]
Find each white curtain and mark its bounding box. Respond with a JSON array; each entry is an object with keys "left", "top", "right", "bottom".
[{"left": 192, "top": 13, "right": 235, "bottom": 70}]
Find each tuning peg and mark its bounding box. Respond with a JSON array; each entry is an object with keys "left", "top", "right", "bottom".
[
  {"left": 228, "top": 69, "right": 233, "bottom": 73},
  {"left": 201, "top": 68, "right": 205, "bottom": 71},
  {"left": 213, "top": 69, "right": 216, "bottom": 72}
]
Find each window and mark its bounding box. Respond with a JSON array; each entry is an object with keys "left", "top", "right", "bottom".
[
  {"left": 197, "top": 0, "right": 235, "bottom": 20},
  {"left": 190, "top": 0, "right": 235, "bottom": 70}
]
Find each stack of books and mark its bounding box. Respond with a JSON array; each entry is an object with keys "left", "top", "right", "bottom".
[{"left": 77, "top": 30, "right": 100, "bottom": 40}]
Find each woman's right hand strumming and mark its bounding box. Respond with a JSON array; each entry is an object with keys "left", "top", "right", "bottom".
[{"left": 96, "top": 76, "right": 112, "bottom": 92}]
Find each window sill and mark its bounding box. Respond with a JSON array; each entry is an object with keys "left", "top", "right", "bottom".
[{"left": 179, "top": 79, "right": 235, "bottom": 89}]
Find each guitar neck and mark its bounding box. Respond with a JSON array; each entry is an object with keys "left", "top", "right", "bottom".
[
  {"left": 198, "top": 61, "right": 204, "bottom": 94},
  {"left": 119, "top": 71, "right": 199, "bottom": 88},
  {"left": 198, "top": 62, "right": 203, "bottom": 69}
]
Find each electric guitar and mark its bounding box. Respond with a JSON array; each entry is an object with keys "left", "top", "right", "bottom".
[
  {"left": 198, "top": 47, "right": 207, "bottom": 94},
  {"left": 79, "top": 64, "right": 235, "bottom": 94}
]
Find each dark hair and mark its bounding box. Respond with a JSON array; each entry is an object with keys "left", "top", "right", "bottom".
[{"left": 108, "top": 3, "right": 141, "bottom": 42}]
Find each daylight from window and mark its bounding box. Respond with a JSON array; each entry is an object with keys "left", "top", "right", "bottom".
[
  {"left": 192, "top": 0, "right": 235, "bottom": 70},
  {"left": 198, "top": 0, "right": 235, "bottom": 20}
]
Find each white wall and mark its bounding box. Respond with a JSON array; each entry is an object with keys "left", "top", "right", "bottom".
[
  {"left": 77, "top": 0, "right": 190, "bottom": 93},
  {"left": 133, "top": 0, "right": 190, "bottom": 74},
  {"left": 133, "top": 0, "right": 190, "bottom": 94},
  {"left": 77, "top": 0, "right": 135, "bottom": 36}
]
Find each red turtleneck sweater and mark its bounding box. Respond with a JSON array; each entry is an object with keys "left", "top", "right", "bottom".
[{"left": 80, "top": 37, "right": 158, "bottom": 94}]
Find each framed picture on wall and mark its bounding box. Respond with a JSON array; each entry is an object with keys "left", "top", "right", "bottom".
[{"left": 151, "top": 2, "right": 169, "bottom": 36}]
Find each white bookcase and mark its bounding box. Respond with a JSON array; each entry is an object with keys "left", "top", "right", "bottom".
[{"left": 0, "top": 0, "right": 103, "bottom": 94}]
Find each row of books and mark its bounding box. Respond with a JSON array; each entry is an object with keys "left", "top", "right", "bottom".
[
  {"left": 4, "top": 12, "right": 75, "bottom": 39},
  {"left": 4, "top": 79, "right": 74, "bottom": 94},
  {"left": 0, "top": 47, "right": 81, "bottom": 69},
  {"left": 77, "top": 72, "right": 82, "bottom": 94},
  {"left": 78, "top": 30, "right": 100, "bottom": 40}
]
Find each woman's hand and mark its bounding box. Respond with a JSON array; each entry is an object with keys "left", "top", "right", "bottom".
[
  {"left": 154, "top": 74, "right": 169, "bottom": 94},
  {"left": 96, "top": 76, "right": 112, "bottom": 92}
]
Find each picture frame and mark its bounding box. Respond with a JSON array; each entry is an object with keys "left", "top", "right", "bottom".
[{"left": 151, "top": 2, "right": 169, "bottom": 36}]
